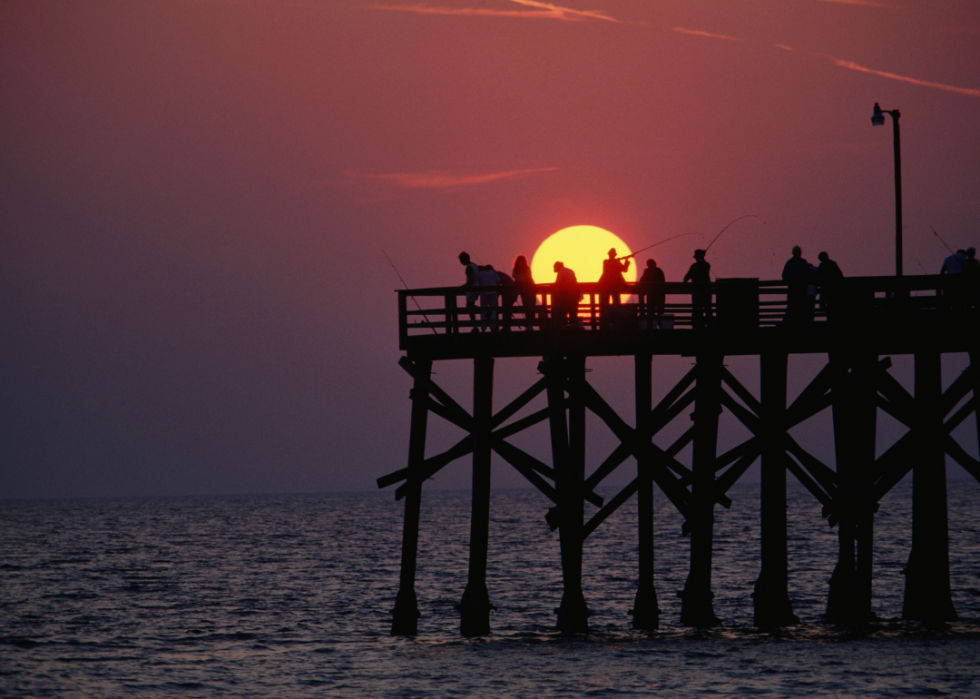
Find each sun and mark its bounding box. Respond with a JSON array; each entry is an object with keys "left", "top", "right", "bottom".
[{"left": 531, "top": 225, "right": 636, "bottom": 288}]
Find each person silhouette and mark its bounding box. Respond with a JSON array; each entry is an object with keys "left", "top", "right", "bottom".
[
  {"left": 815, "top": 251, "right": 843, "bottom": 315},
  {"left": 475, "top": 264, "right": 501, "bottom": 331},
  {"left": 683, "top": 249, "right": 712, "bottom": 329},
  {"left": 782, "top": 246, "right": 812, "bottom": 325},
  {"left": 599, "top": 248, "right": 630, "bottom": 329},
  {"left": 512, "top": 255, "right": 536, "bottom": 331},
  {"left": 458, "top": 252, "right": 480, "bottom": 331},
  {"left": 552, "top": 261, "right": 580, "bottom": 328},
  {"left": 638, "top": 258, "right": 666, "bottom": 327}
]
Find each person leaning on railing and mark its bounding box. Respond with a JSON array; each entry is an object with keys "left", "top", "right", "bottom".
[
  {"left": 512, "top": 255, "right": 537, "bottom": 331},
  {"left": 552, "top": 261, "right": 581, "bottom": 328},
  {"left": 815, "top": 251, "right": 843, "bottom": 317}
]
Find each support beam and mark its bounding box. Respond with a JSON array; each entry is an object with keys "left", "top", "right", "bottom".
[
  {"left": 459, "top": 356, "right": 496, "bottom": 636},
  {"left": 973, "top": 351, "right": 980, "bottom": 482},
  {"left": 631, "top": 353, "right": 660, "bottom": 630},
  {"left": 681, "top": 353, "right": 722, "bottom": 627},
  {"left": 827, "top": 353, "right": 877, "bottom": 624},
  {"left": 902, "top": 352, "right": 957, "bottom": 621},
  {"left": 391, "top": 359, "right": 432, "bottom": 636},
  {"left": 545, "top": 356, "right": 590, "bottom": 633},
  {"left": 753, "top": 352, "right": 799, "bottom": 626}
]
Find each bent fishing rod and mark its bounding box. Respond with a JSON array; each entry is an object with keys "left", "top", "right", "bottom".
[
  {"left": 704, "top": 214, "right": 758, "bottom": 254},
  {"left": 383, "top": 250, "right": 438, "bottom": 334},
  {"left": 929, "top": 226, "right": 954, "bottom": 255},
  {"left": 616, "top": 232, "right": 700, "bottom": 261}
]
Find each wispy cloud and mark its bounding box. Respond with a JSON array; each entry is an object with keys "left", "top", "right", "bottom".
[
  {"left": 777, "top": 45, "right": 980, "bottom": 97},
  {"left": 672, "top": 27, "right": 744, "bottom": 42},
  {"left": 344, "top": 167, "right": 558, "bottom": 190},
  {"left": 369, "top": 0, "right": 618, "bottom": 23},
  {"left": 810, "top": 0, "right": 900, "bottom": 8}
]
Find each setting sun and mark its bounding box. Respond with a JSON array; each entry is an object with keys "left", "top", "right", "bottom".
[{"left": 531, "top": 225, "right": 637, "bottom": 289}]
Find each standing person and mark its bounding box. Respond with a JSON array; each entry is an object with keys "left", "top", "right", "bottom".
[
  {"left": 683, "top": 249, "right": 712, "bottom": 329},
  {"left": 815, "top": 251, "right": 844, "bottom": 315},
  {"left": 599, "top": 248, "right": 630, "bottom": 329},
  {"left": 497, "top": 268, "right": 517, "bottom": 331},
  {"left": 552, "top": 261, "right": 580, "bottom": 328},
  {"left": 638, "top": 258, "right": 666, "bottom": 327},
  {"left": 512, "top": 255, "right": 536, "bottom": 331},
  {"left": 458, "top": 251, "right": 480, "bottom": 331},
  {"left": 781, "top": 245, "right": 811, "bottom": 325},
  {"left": 961, "top": 247, "right": 979, "bottom": 306},
  {"left": 940, "top": 249, "right": 967, "bottom": 302},
  {"left": 476, "top": 264, "right": 501, "bottom": 332},
  {"left": 941, "top": 249, "right": 966, "bottom": 275},
  {"left": 963, "top": 247, "right": 979, "bottom": 275}
]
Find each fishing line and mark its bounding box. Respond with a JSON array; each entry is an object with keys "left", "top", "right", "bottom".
[
  {"left": 616, "top": 232, "right": 700, "bottom": 261},
  {"left": 383, "top": 250, "right": 438, "bottom": 334},
  {"left": 929, "top": 226, "right": 954, "bottom": 255},
  {"left": 704, "top": 214, "right": 758, "bottom": 253}
]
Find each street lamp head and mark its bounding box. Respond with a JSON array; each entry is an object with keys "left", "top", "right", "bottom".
[{"left": 871, "top": 103, "right": 885, "bottom": 126}]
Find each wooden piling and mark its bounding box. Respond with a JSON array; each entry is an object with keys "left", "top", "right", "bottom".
[
  {"left": 381, "top": 275, "right": 979, "bottom": 635},
  {"left": 827, "top": 353, "right": 877, "bottom": 624},
  {"left": 680, "top": 353, "right": 722, "bottom": 627},
  {"left": 754, "top": 352, "right": 799, "bottom": 626},
  {"left": 391, "top": 358, "right": 432, "bottom": 636},
  {"left": 902, "top": 351, "right": 957, "bottom": 621},
  {"left": 459, "top": 356, "right": 496, "bottom": 636},
  {"left": 631, "top": 353, "right": 660, "bottom": 630},
  {"left": 548, "top": 355, "right": 590, "bottom": 634}
]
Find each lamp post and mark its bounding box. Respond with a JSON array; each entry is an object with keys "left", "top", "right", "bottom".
[{"left": 871, "top": 103, "right": 902, "bottom": 276}]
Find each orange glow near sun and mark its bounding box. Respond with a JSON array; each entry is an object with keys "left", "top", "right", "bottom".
[{"left": 531, "top": 225, "right": 636, "bottom": 288}]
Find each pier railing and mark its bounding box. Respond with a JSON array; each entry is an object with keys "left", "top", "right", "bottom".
[{"left": 398, "top": 275, "right": 978, "bottom": 350}]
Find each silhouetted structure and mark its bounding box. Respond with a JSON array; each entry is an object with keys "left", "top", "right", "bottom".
[
  {"left": 683, "top": 249, "right": 712, "bottom": 329},
  {"left": 381, "top": 274, "right": 979, "bottom": 635}
]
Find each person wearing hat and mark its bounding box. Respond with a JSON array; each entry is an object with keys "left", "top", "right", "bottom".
[
  {"left": 683, "top": 249, "right": 712, "bottom": 329},
  {"left": 599, "top": 248, "right": 631, "bottom": 329}
]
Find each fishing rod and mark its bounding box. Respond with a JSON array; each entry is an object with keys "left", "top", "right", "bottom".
[
  {"left": 383, "top": 250, "right": 438, "bottom": 334},
  {"left": 616, "top": 232, "right": 700, "bottom": 261},
  {"left": 929, "top": 226, "right": 954, "bottom": 255},
  {"left": 704, "top": 214, "right": 758, "bottom": 254}
]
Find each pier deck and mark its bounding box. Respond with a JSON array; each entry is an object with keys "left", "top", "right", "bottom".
[{"left": 381, "top": 273, "right": 979, "bottom": 635}]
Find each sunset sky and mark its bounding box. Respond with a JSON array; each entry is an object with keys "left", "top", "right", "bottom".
[{"left": 2, "top": 0, "right": 978, "bottom": 499}]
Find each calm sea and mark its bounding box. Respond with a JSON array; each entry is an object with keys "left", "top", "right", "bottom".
[{"left": 2, "top": 481, "right": 979, "bottom": 698}]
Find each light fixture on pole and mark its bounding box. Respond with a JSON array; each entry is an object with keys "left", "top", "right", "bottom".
[{"left": 871, "top": 103, "right": 902, "bottom": 276}]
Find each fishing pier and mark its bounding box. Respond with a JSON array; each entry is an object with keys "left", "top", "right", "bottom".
[{"left": 377, "top": 275, "right": 979, "bottom": 634}]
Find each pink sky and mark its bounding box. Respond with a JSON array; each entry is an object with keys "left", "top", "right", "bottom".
[{"left": 1, "top": 0, "right": 978, "bottom": 497}]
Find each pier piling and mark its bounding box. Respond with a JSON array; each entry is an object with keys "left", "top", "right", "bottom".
[{"left": 380, "top": 275, "right": 978, "bottom": 635}]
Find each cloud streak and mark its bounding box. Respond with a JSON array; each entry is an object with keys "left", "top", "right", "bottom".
[
  {"left": 811, "top": 0, "right": 899, "bottom": 8},
  {"left": 344, "top": 167, "right": 558, "bottom": 190},
  {"left": 369, "top": 0, "right": 618, "bottom": 23},
  {"left": 673, "top": 27, "right": 744, "bottom": 42},
  {"left": 778, "top": 45, "right": 980, "bottom": 97}
]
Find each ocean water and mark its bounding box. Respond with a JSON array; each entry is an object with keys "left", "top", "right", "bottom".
[{"left": 2, "top": 481, "right": 980, "bottom": 698}]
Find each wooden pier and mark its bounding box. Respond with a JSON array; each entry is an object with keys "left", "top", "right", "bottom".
[{"left": 378, "top": 275, "right": 979, "bottom": 635}]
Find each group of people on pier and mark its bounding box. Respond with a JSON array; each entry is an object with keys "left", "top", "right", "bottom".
[{"left": 457, "top": 242, "right": 976, "bottom": 332}]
